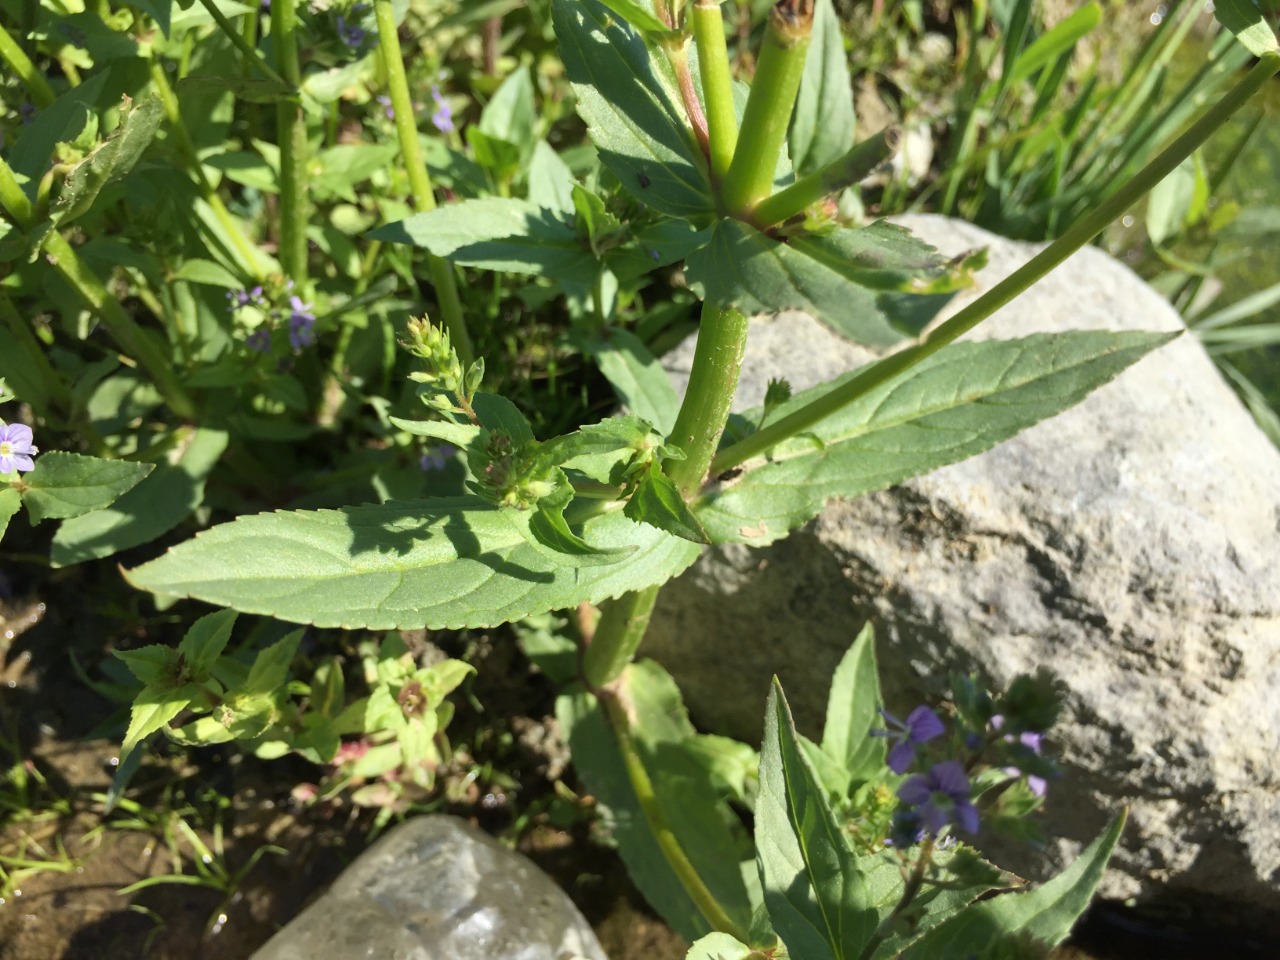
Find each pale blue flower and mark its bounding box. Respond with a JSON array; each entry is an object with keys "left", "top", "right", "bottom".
[{"left": 0, "top": 422, "right": 38, "bottom": 474}]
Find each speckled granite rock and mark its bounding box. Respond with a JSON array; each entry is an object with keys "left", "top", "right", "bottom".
[
  {"left": 650, "top": 215, "right": 1280, "bottom": 922},
  {"left": 250, "top": 816, "right": 607, "bottom": 960}
]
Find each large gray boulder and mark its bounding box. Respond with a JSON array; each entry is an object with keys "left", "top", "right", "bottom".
[
  {"left": 250, "top": 816, "right": 607, "bottom": 960},
  {"left": 649, "top": 215, "right": 1280, "bottom": 920}
]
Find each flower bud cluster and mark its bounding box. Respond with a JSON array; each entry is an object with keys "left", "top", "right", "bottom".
[
  {"left": 403, "top": 317, "right": 485, "bottom": 419},
  {"left": 473, "top": 432, "right": 558, "bottom": 509}
]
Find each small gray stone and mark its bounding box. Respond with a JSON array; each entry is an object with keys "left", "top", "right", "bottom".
[
  {"left": 250, "top": 816, "right": 607, "bottom": 960},
  {"left": 651, "top": 215, "right": 1280, "bottom": 921}
]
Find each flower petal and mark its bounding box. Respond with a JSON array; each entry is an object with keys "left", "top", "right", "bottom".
[
  {"left": 4, "top": 423, "right": 33, "bottom": 448},
  {"left": 897, "top": 774, "right": 932, "bottom": 806},
  {"left": 887, "top": 741, "right": 916, "bottom": 775},
  {"left": 906, "top": 705, "right": 945, "bottom": 743},
  {"left": 918, "top": 800, "right": 949, "bottom": 834},
  {"left": 955, "top": 801, "right": 980, "bottom": 835},
  {"left": 929, "top": 760, "right": 971, "bottom": 798}
]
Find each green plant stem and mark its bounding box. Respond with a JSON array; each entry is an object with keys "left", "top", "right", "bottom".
[
  {"left": 271, "top": 0, "right": 308, "bottom": 283},
  {"left": 751, "top": 127, "right": 899, "bottom": 227},
  {"left": 854, "top": 836, "right": 936, "bottom": 960},
  {"left": 148, "top": 62, "right": 265, "bottom": 280},
  {"left": 583, "top": 300, "right": 749, "bottom": 687},
  {"left": 711, "top": 50, "right": 1280, "bottom": 476},
  {"left": 599, "top": 688, "right": 748, "bottom": 942},
  {"left": 693, "top": 0, "right": 736, "bottom": 179},
  {"left": 0, "top": 22, "right": 55, "bottom": 108},
  {"left": 196, "top": 0, "right": 288, "bottom": 85},
  {"left": 666, "top": 301, "right": 750, "bottom": 493},
  {"left": 373, "top": 0, "right": 473, "bottom": 366},
  {"left": 720, "top": 0, "right": 812, "bottom": 215},
  {"left": 43, "top": 231, "right": 196, "bottom": 421},
  {"left": 0, "top": 157, "right": 34, "bottom": 223},
  {"left": 583, "top": 585, "right": 660, "bottom": 688}
]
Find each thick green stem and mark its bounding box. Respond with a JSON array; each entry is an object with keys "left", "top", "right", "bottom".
[
  {"left": 720, "top": 0, "right": 812, "bottom": 214},
  {"left": 373, "top": 0, "right": 473, "bottom": 366},
  {"left": 600, "top": 689, "right": 748, "bottom": 941},
  {"left": 584, "top": 301, "right": 748, "bottom": 687},
  {"left": 666, "top": 301, "right": 750, "bottom": 493},
  {"left": 197, "top": 0, "right": 288, "bottom": 85},
  {"left": 711, "top": 51, "right": 1280, "bottom": 475},
  {"left": 0, "top": 157, "right": 34, "bottom": 223},
  {"left": 271, "top": 0, "right": 308, "bottom": 283},
  {"left": 751, "top": 127, "right": 899, "bottom": 227},
  {"left": 693, "top": 0, "right": 737, "bottom": 179},
  {"left": 0, "top": 22, "right": 55, "bottom": 108},
  {"left": 148, "top": 62, "right": 264, "bottom": 280},
  {"left": 43, "top": 232, "right": 196, "bottom": 421},
  {"left": 583, "top": 586, "right": 660, "bottom": 688}
]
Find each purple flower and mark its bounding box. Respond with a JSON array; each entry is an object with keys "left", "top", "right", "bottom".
[
  {"left": 993, "top": 716, "right": 1048, "bottom": 797},
  {"left": 376, "top": 95, "right": 395, "bottom": 120},
  {"left": 286, "top": 296, "right": 316, "bottom": 350},
  {"left": 898, "top": 760, "right": 980, "bottom": 835},
  {"left": 1006, "top": 731, "right": 1048, "bottom": 797},
  {"left": 430, "top": 86, "right": 454, "bottom": 134},
  {"left": 0, "top": 422, "right": 38, "bottom": 474},
  {"left": 245, "top": 328, "right": 271, "bottom": 354},
  {"left": 420, "top": 444, "right": 457, "bottom": 471},
  {"left": 336, "top": 14, "right": 366, "bottom": 48},
  {"left": 872, "top": 705, "right": 945, "bottom": 774},
  {"left": 227, "top": 286, "right": 265, "bottom": 311}
]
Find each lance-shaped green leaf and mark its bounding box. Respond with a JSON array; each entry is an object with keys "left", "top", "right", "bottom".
[
  {"left": 625, "top": 462, "right": 710, "bottom": 543},
  {"left": 820, "top": 623, "right": 886, "bottom": 788},
  {"left": 790, "top": 0, "right": 856, "bottom": 176},
  {"left": 900, "top": 814, "right": 1126, "bottom": 960},
  {"left": 389, "top": 417, "right": 483, "bottom": 449},
  {"left": 593, "top": 0, "right": 672, "bottom": 36},
  {"left": 696, "top": 331, "right": 1177, "bottom": 544},
  {"left": 125, "top": 497, "right": 700, "bottom": 630},
  {"left": 176, "top": 610, "right": 239, "bottom": 683},
  {"left": 558, "top": 661, "right": 755, "bottom": 943},
  {"left": 761, "top": 680, "right": 1004, "bottom": 960},
  {"left": 578, "top": 331, "right": 681, "bottom": 436},
  {"left": 758, "top": 678, "right": 871, "bottom": 960},
  {"left": 54, "top": 95, "right": 165, "bottom": 227},
  {"left": 22, "top": 452, "right": 154, "bottom": 524},
  {"left": 685, "top": 219, "right": 979, "bottom": 349},
  {"left": 118, "top": 682, "right": 203, "bottom": 765},
  {"left": 682, "top": 933, "right": 756, "bottom": 960},
  {"left": 544, "top": 414, "right": 659, "bottom": 484},
  {"left": 554, "top": 0, "right": 714, "bottom": 219},
  {"left": 525, "top": 472, "right": 638, "bottom": 565},
  {"left": 370, "top": 198, "right": 599, "bottom": 288},
  {"left": 0, "top": 487, "right": 20, "bottom": 542},
  {"left": 1214, "top": 0, "right": 1279, "bottom": 56},
  {"left": 51, "top": 428, "right": 228, "bottom": 567}
]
